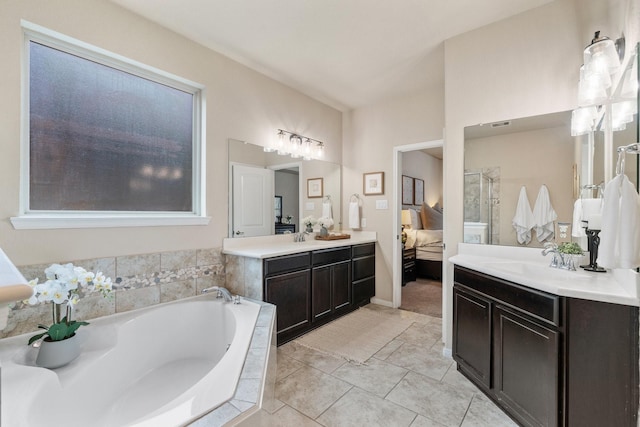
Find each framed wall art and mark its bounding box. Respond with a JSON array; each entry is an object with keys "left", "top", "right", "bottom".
[
  {"left": 363, "top": 172, "right": 385, "bottom": 195},
  {"left": 414, "top": 178, "right": 424, "bottom": 205},
  {"left": 307, "top": 178, "right": 323, "bottom": 198},
  {"left": 402, "top": 175, "right": 414, "bottom": 204}
]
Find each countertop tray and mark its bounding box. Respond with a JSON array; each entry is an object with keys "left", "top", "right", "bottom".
[{"left": 315, "top": 234, "right": 351, "bottom": 241}]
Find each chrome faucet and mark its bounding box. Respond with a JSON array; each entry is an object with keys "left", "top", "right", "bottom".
[
  {"left": 293, "top": 231, "right": 309, "bottom": 242},
  {"left": 201, "top": 286, "right": 240, "bottom": 304},
  {"left": 541, "top": 242, "right": 564, "bottom": 269}
]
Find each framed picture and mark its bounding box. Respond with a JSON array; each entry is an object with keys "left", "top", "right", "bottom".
[
  {"left": 414, "top": 178, "right": 424, "bottom": 205},
  {"left": 307, "top": 178, "right": 323, "bottom": 198},
  {"left": 363, "top": 172, "right": 385, "bottom": 195},
  {"left": 402, "top": 175, "right": 414, "bottom": 204}
]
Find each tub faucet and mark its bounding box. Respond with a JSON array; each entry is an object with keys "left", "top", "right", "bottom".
[{"left": 201, "top": 286, "right": 240, "bottom": 304}]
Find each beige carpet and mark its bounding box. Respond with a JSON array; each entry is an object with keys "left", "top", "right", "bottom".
[
  {"left": 400, "top": 278, "right": 442, "bottom": 318},
  {"left": 294, "top": 307, "right": 414, "bottom": 364}
]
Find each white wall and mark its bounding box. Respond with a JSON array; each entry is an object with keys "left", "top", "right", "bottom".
[{"left": 0, "top": 0, "right": 342, "bottom": 265}]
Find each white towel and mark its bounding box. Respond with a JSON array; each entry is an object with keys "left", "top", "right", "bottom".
[
  {"left": 349, "top": 201, "right": 360, "bottom": 229},
  {"left": 571, "top": 199, "right": 585, "bottom": 237},
  {"left": 512, "top": 186, "right": 534, "bottom": 245},
  {"left": 597, "top": 174, "right": 640, "bottom": 269},
  {"left": 533, "top": 184, "right": 557, "bottom": 242},
  {"left": 322, "top": 201, "right": 332, "bottom": 220}
]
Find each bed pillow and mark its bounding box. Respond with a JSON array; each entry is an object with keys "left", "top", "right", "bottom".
[
  {"left": 421, "top": 202, "right": 443, "bottom": 230},
  {"left": 432, "top": 202, "right": 443, "bottom": 213},
  {"left": 409, "top": 209, "right": 422, "bottom": 229}
]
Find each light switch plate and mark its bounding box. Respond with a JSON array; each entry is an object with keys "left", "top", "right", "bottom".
[{"left": 375, "top": 200, "right": 388, "bottom": 210}]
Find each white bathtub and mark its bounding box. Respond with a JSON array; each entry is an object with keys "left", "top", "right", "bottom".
[{"left": 0, "top": 294, "right": 263, "bottom": 427}]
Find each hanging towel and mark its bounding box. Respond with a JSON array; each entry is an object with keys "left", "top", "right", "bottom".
[
  {"left": 533, "top": 184, "right": 557, "bottom": 242},
  {"left": 597, "top": 174, "right": 640, "bottom": 269},
  {"left": 571, "top": 199, "right": 585, "bottom": 237},
  {"left": 512, "top": 186, "right": 534, "bottom": 245},
  {"left": 322, "top": 201, "right": 332, "bottom": 220},
  {"left": 349, "top": 201, "right": 360, "bottom": 229},
  {"left": 572, "top": 198, "right": 603, "bottom": 237}
]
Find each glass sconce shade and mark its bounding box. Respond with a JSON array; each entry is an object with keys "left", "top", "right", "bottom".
[
  {"left": 578, "top": 65, "right": 608, "bottom": 106},
  {"left": 571, "top": 106, "right": 598, "bottom": 136},
  {"left": 315, "top": 142, "right": 324, "bottom": 158},
  {"left": 584, "top": 33, "right": 620, "bottom": 75}
]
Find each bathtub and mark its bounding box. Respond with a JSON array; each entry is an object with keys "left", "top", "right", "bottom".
[{"left": 0, "top": 293, "right": 266, "bottom": 427}]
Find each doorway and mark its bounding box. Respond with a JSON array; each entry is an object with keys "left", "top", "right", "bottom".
[{"left": 392, "top": 140, "right": 444, "bottom": 316}]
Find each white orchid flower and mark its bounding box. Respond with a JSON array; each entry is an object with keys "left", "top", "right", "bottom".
[
  {"left": 44, "top": 263, "right": 63, "bottom": 280},
  {"left": 79, "top": 271, "right": 95, "bottom": 288},
  {"left": 51, "top": 282, "right": 68, "bottom": 305},
  {"left": 35, "top": 281, "right": 55, "bottom": 302},
  {"left": 68, "top": 294, "right": 80, "bottom": 310}
]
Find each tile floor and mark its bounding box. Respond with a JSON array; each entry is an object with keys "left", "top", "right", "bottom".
[{"left": 250, "top": 305, "right": 517, "bottom": 427}]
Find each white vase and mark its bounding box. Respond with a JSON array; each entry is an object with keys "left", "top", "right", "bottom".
[{"left": 36, "top": 334, "right": 80, "bottom": 369}]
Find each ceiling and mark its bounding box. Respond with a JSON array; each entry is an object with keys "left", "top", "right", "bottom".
[{"left": 111, "top": 0, "right": 554, "bottom": 111}]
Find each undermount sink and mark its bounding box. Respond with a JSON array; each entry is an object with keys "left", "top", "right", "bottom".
[{"left": 481, "top": 261, "right": 592, "bottom": 280}]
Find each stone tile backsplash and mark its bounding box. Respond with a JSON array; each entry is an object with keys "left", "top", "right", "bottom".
[{"left": 1, "top": 247, "right": 226, "bottom": 339}]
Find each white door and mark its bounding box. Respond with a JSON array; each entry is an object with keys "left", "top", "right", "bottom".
[{"left": 232, "top": 164, "right": 274, "bottom": 237}]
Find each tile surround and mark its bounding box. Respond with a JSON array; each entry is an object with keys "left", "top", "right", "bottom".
[{"left": 2, "top": 247, "right": 226, "bottom": 339}]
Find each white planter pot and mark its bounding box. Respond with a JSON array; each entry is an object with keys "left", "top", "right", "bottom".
[{"left": 36, "top": 334, "right": 80, "bottom": 369}]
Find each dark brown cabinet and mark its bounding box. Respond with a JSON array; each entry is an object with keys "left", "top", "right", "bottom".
[
  {"left": 312, "top": 247, "right": 351, "bottom": 322},
  {"left": 352, "top": 243, "right": 375, "bottom": 306},
  {"left": 453, "top": 266, "right": 639, "bottom": 427},
  {"left": 264, "top": 243, "right": 375, "bottom": 345}
]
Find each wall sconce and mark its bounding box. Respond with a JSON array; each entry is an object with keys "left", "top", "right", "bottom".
[{"left": 264, "top": 129, "right": 325, "bottom": 160}]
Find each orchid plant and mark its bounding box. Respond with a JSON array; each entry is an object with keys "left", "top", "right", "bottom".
[
  {"left": 302, "top": 216, "right": 317, "bottom": 228},
  {"left": 27, "top": 263, "right": 113, "bottom": 345},
  {"left": 317, "top": 217, "right": 334, "bottom": 229}
]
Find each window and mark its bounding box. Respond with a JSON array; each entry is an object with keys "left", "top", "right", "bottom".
[{"left": 12, "top": 22, "right": 208, "bottom": 229}]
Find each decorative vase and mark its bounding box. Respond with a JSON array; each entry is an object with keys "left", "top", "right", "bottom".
[
  {"left": 36, "top": 334, "right": 80, "bottom": 369},
  {"left": 319, "top": 226, "right": 329, "bottom": 237},
  {"left": 306, "top": 225, "right": 313, "bottom": 233}
]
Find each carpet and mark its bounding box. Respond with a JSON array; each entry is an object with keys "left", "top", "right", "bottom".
[
  {"left": 400, "top": 278, "right": 442, "bottom": 318},
  {"left": 294, "top": 307, "right": 414, "bottom": 364}
]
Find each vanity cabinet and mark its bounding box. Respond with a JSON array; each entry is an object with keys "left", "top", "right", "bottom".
[
  {"left": 312, "top": 247, "right": 351, "bottom": 322},
  {"left": 263, "top": 242, "right": 375, "bottom": 345},
  {"left": 264, "top": 253, "right": 311, "bottom": 344},
  {"left": 352, "top": 243, "right": 376, "bottom": 307},
  {"left": 453, "top": 265, "right": 638, "bottom": 427}
]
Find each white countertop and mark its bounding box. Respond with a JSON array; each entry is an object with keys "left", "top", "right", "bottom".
[
  {"left": 450, "top": 243, "right": 640, "bottom": 307},
  {"left": 223, "top": 231, "right": 377, "bottom": 259}
]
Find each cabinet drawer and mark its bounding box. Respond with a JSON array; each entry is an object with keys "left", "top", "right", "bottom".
[
  {"left": 264, "top": 252, "right": 310, "bottom": 277},
  {"left": 352, "top": 243, "right": 375, "bottom": 258},
  {"left": 312, "top": 247, "right": 351, "bottom": 266},
  {"left": 353, "top": 276, "right": 375, "bottom": 306},
  {"left": 352, "top": 255, "right": 375, "bottom": 281},
  {"left": 454, "top": 266, "right": 560, "bottom": 327}
]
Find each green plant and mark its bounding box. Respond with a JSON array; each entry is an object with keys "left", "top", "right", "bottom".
[
  {"left": 27, "top": 263, "right": 112, "bottom": 345},
  {"left": 558, "top": 242, "right": 584, "bottom": 255}
]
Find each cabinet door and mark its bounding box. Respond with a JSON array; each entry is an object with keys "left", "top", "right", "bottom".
[
  {"left": 332, "top": 261, "right": 351, "bottom": 311},
  {"left": 265, "top": 269, "right": 311, "bottom": 336},
  {"left": 453, "top": 285, "right": 492, "bottom": 388},
  {"left": 494, "top": 305, "right": 559, "bottom": 427},
  {"left": 312, "top": 266, "right": 332, "bottom": 321}
]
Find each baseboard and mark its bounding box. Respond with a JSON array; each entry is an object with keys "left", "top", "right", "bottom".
[{"left": 370, "top": 297, "right": 393, "bottom": 307}]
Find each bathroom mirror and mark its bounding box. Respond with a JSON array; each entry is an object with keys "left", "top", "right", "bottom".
[{"left": 228, "top": 139, "right": 341, "bottom": 237}]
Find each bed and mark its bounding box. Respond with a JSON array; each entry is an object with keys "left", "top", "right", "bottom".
[{"left": 403, "top": 205, "right": 443, "bottom": 281}]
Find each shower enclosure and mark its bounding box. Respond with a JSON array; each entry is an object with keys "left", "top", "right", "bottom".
[{"left": 464, "top": 171, "right": 496, "bottom": 244}]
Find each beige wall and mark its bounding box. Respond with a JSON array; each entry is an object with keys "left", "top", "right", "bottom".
[
  {"left": 0, "top": 0, "right": 342, "bottom": 265},
  {"left": 343, "top": 83, "right": 445, "bottom": 303},
  {"left": 402, "top": 151, "right": 443, "bottom": 208},
  {"left": 465, "top": 125, "right": 574, "bottom": 247},
  {"left": 443, "top": 0, "right": 637, "bottom": 349}
]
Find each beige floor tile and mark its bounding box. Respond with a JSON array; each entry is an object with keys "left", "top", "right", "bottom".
[
  {"left": 276, "top": 366, "right": 352, "bottom": 419},
  {"left": 331, "top": 358, "right": 409, "bottom": 397},
  {"left": 385, "top": 342, "right": 453, "bottom": 381},
  {"left": 441, "top": 365, "right": 480, "bottom": 394},
  {"left": 261, "top": 397, "right": 285, "bottom": 415},
  {"left": 278, "top": 341, "right": 346, "bottom": 374},
  {"left": 461, "top": 393, "right": 518, "bottom": 427},
  {"left": 386, "top": 371, "right": 475, "bottom": 427},
  {"left": 275, "top": 353, "right": 304, "bottom": 380},
  {"left": 317, "top": 387, "right": 417, "bottom": 427},
  {"left": 410, "top": 415, "right": 449, "bottom": 427},
  {"left": 373, "top": 338, "right": 404, "bottom": 360},
  {"left": 395, "top": 322, "right": 442, "bottom": 348},
  {"left": 244, "top": 405, "right": 322, "bottom": 426}
]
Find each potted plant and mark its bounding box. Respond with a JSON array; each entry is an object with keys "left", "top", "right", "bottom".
[
  {"left": 302, "top": 216, "right": 317, "bottom": 233},
  {"left": 558, "top": 242, "right": 584, "bottom": 271},
  {"left": 317, "top": 217, "right": 334, "bottom": 237},
  {"left": 27, "top": 263, "right": 112, "bottom": 368}
]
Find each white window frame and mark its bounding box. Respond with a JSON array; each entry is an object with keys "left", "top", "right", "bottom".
[{"left": 11, "top": 21, "right": 209, "bottom": 230}]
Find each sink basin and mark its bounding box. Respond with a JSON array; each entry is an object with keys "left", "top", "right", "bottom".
[{"left": 481, "top": 261, "right": 592, "bottom": 280}]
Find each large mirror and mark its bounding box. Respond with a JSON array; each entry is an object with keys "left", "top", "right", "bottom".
[
  {"left": 228, "top": 139, "right": 341, "bottom": 237},
  {"left": 464, "top": 46, "right": 638, "bottom": 247}
]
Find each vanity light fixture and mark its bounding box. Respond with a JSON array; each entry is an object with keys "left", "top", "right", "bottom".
[{"left": 270, "top": 129, "right": 325, "bottom": 160}]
